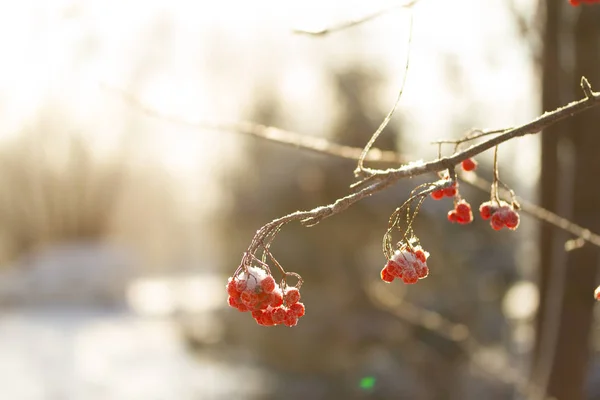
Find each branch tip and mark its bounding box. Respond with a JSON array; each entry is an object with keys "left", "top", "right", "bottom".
[{"left": 581, "top": 76, "right": 594, "bottom": 99}]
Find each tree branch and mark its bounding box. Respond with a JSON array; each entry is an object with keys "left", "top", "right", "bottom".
[{"left": 114, "top": 78, "right": 600, "bottom": 251}]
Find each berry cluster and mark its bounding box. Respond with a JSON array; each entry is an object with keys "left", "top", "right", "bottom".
[
  {"left": 461, "top": 158, "right": 477, "bottom": 172},
  {"left": 226, "top": 266, "right": 305, "bottom": 327},
  {"left": 381, "top": 246, "right": 429, "bottom": 284},
  {"left": 479, "top": 201, "right": 520, "bottom": 230},
  {"left": 431, "top": 180, "right": 457, "bottom": 200},
  {"left": 447, "top": 200, "right": 473, "bottom": 224},
  {"left": 570, "top": 0, "right": 600, "bottom": 5}
]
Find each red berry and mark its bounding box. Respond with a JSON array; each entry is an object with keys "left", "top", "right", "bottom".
[
  {"left": 380, "top": 266, "right": 395, "bottom": 283},
  {"left": 226, "top": 278, "right": 240, "bottom": 297},
  {"left": 260, "top": 275, "right": 276, "bottom": 293},
  {"left": 283, "top": 309, "right": 298, "bottom": 327},
  {"left": 569, "top": 0, "right": 580, "bottom": 4},
  {"left": 461, "top": 158, "right": 477, "bottom": 171},
  {"left": 385, "top": 260, "right": 403, "bottom": 278},
  {"left": 595, "top": 286, "right": 600, "bottom": 301},
  {"left": 290, "top": 302, "right": 305, "bottom": 318},
  {"left": 262, "top": 311, "right": 275, "bottom": 326},
  {"left": 402, "top": 268, "right": 418, "bottom": 284},
  {"left": 431, "top": 189, "right": 445, "bottom": 200},
  {"left": 234, "top": 279, "right": 247, "bottom": 293},
  {"left": 443, "top": 186, "right": 457, "bottom": 197},
  {"left": 479, "top": 202, "right": 493, "bottom": 220},
  {"left": 269, "top": 291, "right": 283, "bottom": 307},
  {"left": 241, "top": 290, "right": 259, "bottom": 308},
  {"left": 271, "top": 307, "right": 286, "bottom": 324},
  {"left": 454, "top": 201, "right": 473, "bottom": 224},
  {"left": 227, "top": 296, "right": 238, "bottom": 309},
  {"left": 455, "top": 201, "right": 471, "bottom": 216},
  {"left": 447, "top": 210, "right": 458, "bottom": 222},
  {"left": 415, "top": 249, "right": 427, "bottom": 263},
  {"left": 490, "top": 213, "right": 504, "bottom": 231},
  {"left": 284, "top": 287, "right": 301, "bottom": 305},
  {"left": 504, "top": 209, "right": 520, "bottom": 230},
  {"left": 414, "top": 262, "right": 429, "bottom": 279}
]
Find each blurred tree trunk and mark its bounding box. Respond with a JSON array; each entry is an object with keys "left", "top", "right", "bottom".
[{"left": 534, "top": 3, "right": 600, "bottom": 399}]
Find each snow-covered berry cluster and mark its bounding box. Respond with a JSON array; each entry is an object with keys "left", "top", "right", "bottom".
[
  {"left": 226, "top": 266, "right": 305, "bottom": 327},
  {"left": 431, "top": 180, "right": 457, "bottom": 200},
  {"left": 447, "top": 200, "right": 473, "bottom": 225},
  {"left": 479, "top": 201, "right": 520, "bottom": 230},
  {"left": 381, "top": 246, "right": 429, "bottom": 284},
  {"left": 570, "top": 0, "right": 600, "bottom": 5},
  {"left": 461, "top": 158, "right": 477, "bottom": 172}
]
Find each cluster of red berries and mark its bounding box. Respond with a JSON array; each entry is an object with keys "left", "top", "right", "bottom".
[
  {"left": 381, "top": 245, "right": 429, "bottom": 284},
  {"left": 479, "top": 201, "right": 520, "bottom": 230},
  {"left": 570, "top": 0, "right": 600, "bottom": 5},
  {"left": 226, "top": 266, "right": 305, "bottom": 327},
  {"left": 447, "top": 200, "right": 473, "bottom": 224},
  {"left": 430, "top": 181, "right": 457, "bottom": 200},
  {"left": 431, "top": 159, "right": 477, "bottom": 200}
]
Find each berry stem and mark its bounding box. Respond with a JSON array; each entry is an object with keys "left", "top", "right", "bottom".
[{"left": 492, "top": 145, "right": 501, "bottom": 204}]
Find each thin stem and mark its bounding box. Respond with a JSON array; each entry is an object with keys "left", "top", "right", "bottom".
[
  {"left": 492, "top": 145, "right": 501, "bottom": 203},
  {"left": 356, "top": 12, "right": 413, "bottom": 174},
  {"left": 293, "top": 0, "right": 419, "bottom": 36}
]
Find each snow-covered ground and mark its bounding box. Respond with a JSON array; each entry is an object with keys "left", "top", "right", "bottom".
[
  {"left": 0, "top": 308, "right": 268, "bottom": 400},
  {"left": 0, "top": 242, "right": 267, "bottom": 400}
]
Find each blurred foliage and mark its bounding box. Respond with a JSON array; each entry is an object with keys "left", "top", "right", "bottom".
[{"left": 0, "top": 106, "right": 188, "bottom": 271}]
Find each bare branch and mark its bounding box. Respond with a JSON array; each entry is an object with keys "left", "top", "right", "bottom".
[
  {"left": 293, "top": 1, "right": 418, "bottom": 36},
  {"left": 113, "top": 77, "right": 600, "bottom": 252},
  {"left": 104, "top": 83, "right": 405, "bottom": 164},
  {"left": 362, "top": 78, "right": 600, "bottom": 178}
]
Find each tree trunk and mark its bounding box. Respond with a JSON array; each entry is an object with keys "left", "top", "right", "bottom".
[{"left": 535, "top": 3, "right": 600, "bottom": 399}]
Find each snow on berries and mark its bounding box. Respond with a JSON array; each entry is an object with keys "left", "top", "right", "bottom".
[
  {"left": 226, "top": 266, "right": 305, "bottom": 327},
  {"left": 479, "top": 201, "right": 520, "bottom": 231},
  {"left": 461, "top": 158, "right": 477, "bottom": 172},
  {"left": 447, "top": 199, "right": 473, "bottom": 225},
  {"left": 380, "top": 245, "right": 429, "bottom": 284}
]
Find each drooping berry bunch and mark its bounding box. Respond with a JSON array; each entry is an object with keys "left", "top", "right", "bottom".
[
  {"left": 226, "top": 266, "right": 305, "bottom": 327},
  {"left": 381, "top": 244, "right": 429, "bottom": 284},
  {"left": 479, "top": 201, "right": 520, "bottom": 230},
  {"left": 447, "top": 199, "right": 473, "bottom": 225},
  {"left": 570, "top": 0, "right": 600, "bottom": 6}
]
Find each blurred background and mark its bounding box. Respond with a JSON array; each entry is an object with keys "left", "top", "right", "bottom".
[{"left": 0, "top": 0, "right": 597, "bottom": 399}]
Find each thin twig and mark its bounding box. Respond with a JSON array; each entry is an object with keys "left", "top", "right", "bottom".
[
  {"left": 104, "top": 83, "right": 406, "bottom": 165},
  {"left": 293, "top": 0, "right": 419, "bottom": 36},
  {"left": 355, "top": 11, "right": 413, "bottom": 174}
]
